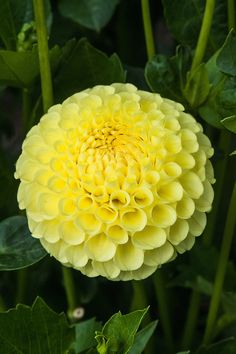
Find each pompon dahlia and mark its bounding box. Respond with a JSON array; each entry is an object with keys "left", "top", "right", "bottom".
[{"left": 15, "top": 83, "right": 215, "bottom": 281}]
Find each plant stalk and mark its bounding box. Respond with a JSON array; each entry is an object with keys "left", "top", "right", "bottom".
[
  {"left": 16, "top": 269, "right": 28, "bottom": 304},
  {"left": 153, "top": 270, "right": 174, "bottom": 353},
  {"left": 228, "top": 0, "right": 236, "bottom": 30},
  {"left": 141, "top": 0, "right": 155, "bottom": 60},
  {"left": 33, "top": 0, "right": 77, "bottom": 319},
  {"left": 33, "top": 0, "right": 53, "bottom": 111},
  {"left": 203, "top": 182, "right": 236, "bottom": 344},
  {"left": 191, "top": 0, "right": 215, "bottom": 72},
  {"left": 62, "top": 267, "right": 77, "bottom": 319}
]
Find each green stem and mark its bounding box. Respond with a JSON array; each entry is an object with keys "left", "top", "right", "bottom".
[
  {"left": 228, "top": 0, "right": 236, "bottom": 30},
  {"left": 190, "top": 0, "right": 215, "bottom": 73},
  {"left": 153, "top": 270, "right": 174, "bottom": 353},
  {"left": 62, "top": 266, "right": 77, "bottom": 319},
  {"left": 34, "top": 0, "right": 77, "bottom": 320},
  {"left": 131, "top": 281, "right": 148, "bottom": 311},
  {"left": 141, "top": 0, "right": 155, "bottom": 60},
  {"left": 181, "top": 291, "right": 201, "bottom": 348},
  {"left": 203, "top": 182, "right": 236, "bottom": 345},
  {"left": 33, "top": 0, "right": 53, "bottom": 111},
  {"left": 16, "top": 269, "right": 28, "bottom": 304}
]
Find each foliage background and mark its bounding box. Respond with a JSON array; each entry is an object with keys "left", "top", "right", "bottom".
[{"left": 0, "top": 0, "right": 235, "bottom": 353}]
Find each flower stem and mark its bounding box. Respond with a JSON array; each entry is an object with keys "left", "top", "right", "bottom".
[
  {"left": 33, "top": 0, "right": 77, "bottom": 319},
  {"left": 33, "top": 0, "right": 53, "bottom": 112},
  {"left": 141, "top": 0, "right": 155, "bottom": 60},
  {"left": 153, "top": 270, "right": 174, "bottom": 353},
  {"left": 62, "top": 266, "right": 77, "bottom": 319},
  {"left": 203, "top": 182, "right": 236, "bottom": 345},
  {"left": 181, "top": 291, "right": 201, "bottom": 348},
  {"left": 190, "top": 0, "right": 215, "bottom": 73},
  {"left": 228, "top": 0, "right": 236, "bottom": 30}
]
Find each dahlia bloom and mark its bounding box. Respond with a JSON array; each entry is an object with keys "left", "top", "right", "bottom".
[{"left": 15, "top": 83, "right": 214, "bottom": 281}]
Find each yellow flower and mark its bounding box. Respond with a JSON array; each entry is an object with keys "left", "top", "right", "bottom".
[{"left": 15, "top": 83, "right": 214, "bottom": 281}]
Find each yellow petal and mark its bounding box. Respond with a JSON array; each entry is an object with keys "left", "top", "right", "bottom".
[
  {"left": 86, "top": 233, "right": 116, "bottom": 261},
  {"left": 176, "top": 195, "right": 195, "bottom": 219},
  {"left": 106, "top": 225, "right": 128, "bottom": 244},
  {"left": 92, "top": 260, "right": 120, "bottom": 279},
  {"left": 152, "top": 204, "right": 176, "bottom": 227},
  {"left": 132, "top": 226, "right": 166, "bottom": 249},
  {"left": 180, "top": 172, "right": 204, "bottom": 199},
  {"left": 65, "top": 244, "right": 88, "bottom": 267},
  {"left": 144, "top": 242, "right": 174, "bottom": 266},
  {"left": 59, "top": 221, "right": 85, "bottom": 245},
  {"left": 115, "top": 241, "right": 144, "bottom": 271},
  {"left": 168, "top": 219, "right": 189, "bottom": 245},
  {"left": 188, "top": 211, "right": 207, "bottom": 236},
  {"left": 121, "top": 208, "right": 147, "bottom": 231}
]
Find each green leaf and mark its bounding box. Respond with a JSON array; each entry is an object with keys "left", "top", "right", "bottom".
[
  {"left": 0, "top": 216, "right": 47, "bottom": 270},
  {"left": 216, "top": 30, "right": 236, "bottom": 76},
  {"left": 145, "top": 54, "right": 182, "bottom": 101},
  {"left": 184, "top": 64, "right": 211, "bottom": 108},
  {"left": 71, "top": 318, "right": 102, "bottom": 353},
  {"left": 195, "top": 338, "right": 236, "bottom": 353},
  {"left": 0, "top": 297, "right": 74, "bottom": 353},
  {"left": 95, "top": 308, "right": 149, "bottom": 354},
  {"left": 128, "top": 320, "right": 158, "bottom": 354},
  {"left": 0, "top": 0, "right": 33, "bottom": 50},
  {"left": 0, "top": 48, "right": 39, "bottom": 87},
  {"left": 54, "top": 38, "right": 125, "bottom": 102},
  {"left": 162, "top": 0, "right": 227, "bottom": 54},
  {"left": 221, "top": 115, "right": 236, "bottom": 133},
  {"left": 198, "top": 53, "right": 236, "bottom": 129},
  {"left": 0, "top": 0, "right": 51, "bottom": 51},
  {"left": 176, "top": 352, "right": 191, "bottom": 354},
  {"left": 58, "top": 0, "right": 119, "bottom": 31}
]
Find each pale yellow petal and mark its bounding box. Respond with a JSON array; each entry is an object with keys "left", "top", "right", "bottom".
[
  {"left": 144, "top": 242, "right": 174, "bottom": 266},
  {"left": 115, "top": 241, "right": 144, "bottom": 271},
  {"left": 132, "top": 226, "right": 166, "bottom": 250},
  {"left": 86, "top": 233, "right": 116, "bottom": 262}
]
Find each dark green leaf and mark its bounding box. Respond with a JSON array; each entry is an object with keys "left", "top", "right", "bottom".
[
  {"left": 0, "top": 0, "right": 51, "bottom": 51},
  {"left": 128, "top": 320, "right": 158, "bottom": 354},
  {"left": 162, "top": 0, "right": 227, "bottom": 54},
  {"left": 176, "top": 352, "right": 190, "bottom": 354},
  {"left": 0, "top": 297, "right": 74, "bottom": 353},
  {"left": 58, "top": 0, "right": 119, "bottom": 31},
  {"left": 95, "top": 308, "right": 149, "bottom": 354},
  {"left": 198, "top": 53, "right": 236, "bottom": 129},
  {"left": 0, "top": 48, "right": 39, "bottom": 87},
  {"left": 221, "top": 115, "right": 236, "bottom": 132},
  {"left": 0, "top": 215, "right": 47, "bottom": 270},
  {"left": 54, "top": 38, "right": 125, "bottom": 102},
  {"left": 217, "top": 30, "right": 236, "bottom": 76},
  {"left": 195, "top": 338, "right": 236, "bottom": 354},
  {"left": 184, "top": 64, "right": 211, "bottom": 108},
  {"left": 145, "top": 54, "right": 182, "bottom": 101},
  {"left": 0, "top": 0, "right": 33, "bottom": 50},
  {"left": 71, "top": 318, "right": 102, "bottom": 353}
]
